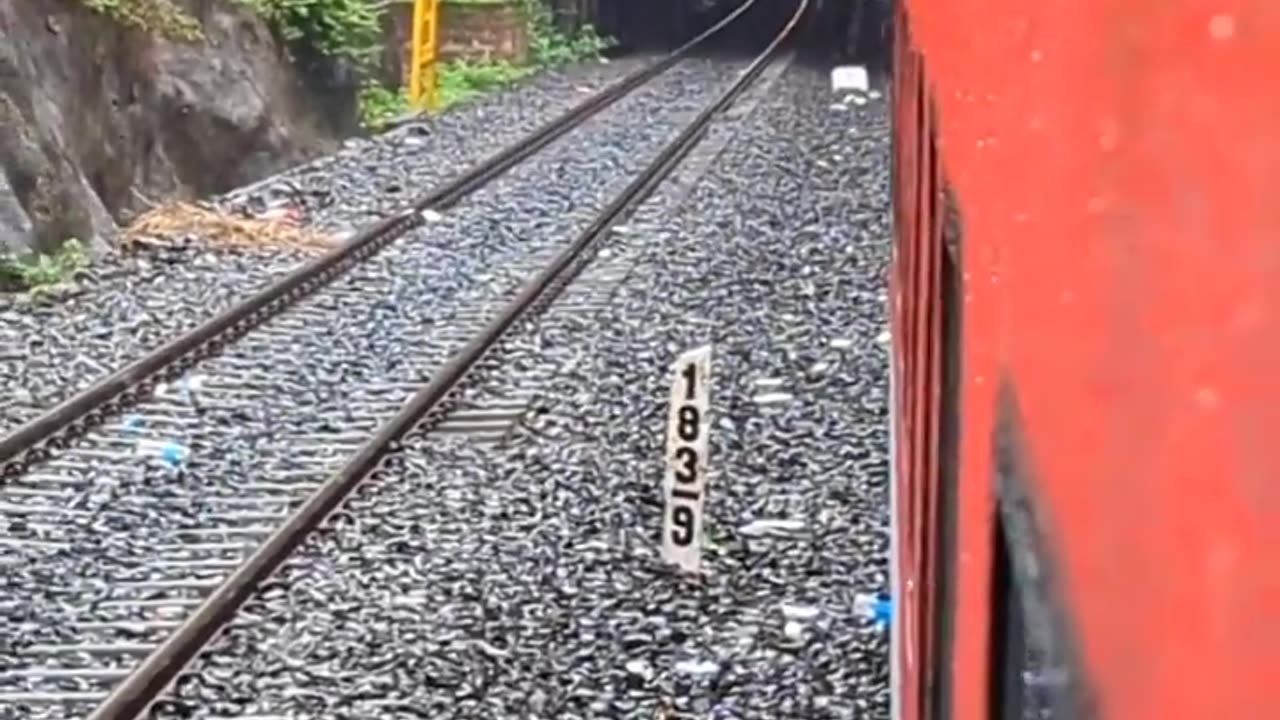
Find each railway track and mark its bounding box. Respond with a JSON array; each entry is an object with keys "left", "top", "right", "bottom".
[
  {"left": 0, "top": 0, "right": 809, "bottom": 718},
  {"left": 0, "top": 0, "right": 783, "bottom": 473}
]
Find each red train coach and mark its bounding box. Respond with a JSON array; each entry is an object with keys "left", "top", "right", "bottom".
[{"left": 889, "top": 1, "right": 1280, "bottom": 719}]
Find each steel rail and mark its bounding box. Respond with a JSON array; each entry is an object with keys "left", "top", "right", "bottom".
[
  {"left": 0, "top": 0, "right": 762, "bottom": 470},
  {"left": 87, "top": 0, "right": 809, "bottom": 717}
]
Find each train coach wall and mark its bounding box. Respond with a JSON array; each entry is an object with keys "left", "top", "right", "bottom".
[{"left": 0, "top": 0, "right": 359, "bottom": 256}]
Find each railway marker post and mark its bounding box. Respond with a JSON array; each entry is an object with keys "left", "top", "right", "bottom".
[
  {"left": 661, "top": 345, "right": 713, "bottom": 573},
  {"left": 830, "top": 65, "right": 869, "bottom": 93},
  {"left": 409, "top": 0, "right": 441, "bottom": 111}
]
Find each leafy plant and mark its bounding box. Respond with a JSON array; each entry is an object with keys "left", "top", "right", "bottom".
[
  {"left": 435, "top": 59, "right": 533, "bottom": 109},
  {"left": 79, "top": 0, "right": 203, "bottom": 40},
  {"left": 0, "top": 239, "right": 89, "bottom": 293},
  {"left": 520, "top": 0, "right": 613, "bottom": 67},
  {"left": 237, "top": 0, "right": 384, "bottom": 66},
  {"left": 359, "top": 82, "right": 410, "bottom": 130}
]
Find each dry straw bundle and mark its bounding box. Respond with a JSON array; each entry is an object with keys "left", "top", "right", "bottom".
[{"left": 121, "top": 202, "right": 335, "bottom": 254}]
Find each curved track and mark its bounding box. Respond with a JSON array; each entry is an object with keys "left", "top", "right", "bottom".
[{"left": 0, "top": 1, "right": 809, "bottom": 718}]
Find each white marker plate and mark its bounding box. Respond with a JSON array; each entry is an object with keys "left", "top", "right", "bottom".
[
  {"left": 831, "top": 65, "right": 870, "bottom": 93},
  {"left": 661, "top": 344, "right": 713, "bottom": 573}
]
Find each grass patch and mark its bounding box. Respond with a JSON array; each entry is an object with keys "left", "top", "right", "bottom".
[
  {"left": 359, "top": 60, "right": 531, "bottom": 129},
  {"left": 0, "top": 239, "right": 89, "bottom": 294},
  {"left": 359, "top": 83, "right": 411, "bottom": 131},
  {"left": 437, "top": 59, "right": 535, "bottom": 109}
]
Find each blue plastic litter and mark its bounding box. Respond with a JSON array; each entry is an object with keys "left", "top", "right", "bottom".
[
  {"left": 157, "top": 442, "right": 189, "bottom": 468},
  {"left": 855, "top": 592, "right": 893, "bottom": 629},
  {"left": 872, "top": 595, "right": 893, "bottom": 626}
]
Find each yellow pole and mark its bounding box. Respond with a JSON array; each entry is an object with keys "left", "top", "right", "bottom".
[{"left": 409, "top": 0, "right": 441, "bottom": 111}]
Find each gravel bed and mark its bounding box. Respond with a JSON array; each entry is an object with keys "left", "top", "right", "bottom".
[
  {"left": 216, "top": 54, "right": 662, "bottom": 233},
  {"left": 158, "top": 61, "right": 893, "bottom": 720},
  {"left": 0, "top": 55, "right": 756, "bottom": 719},
  {"left": 0, "top": 55, "right": 655, "bottom": 437}
]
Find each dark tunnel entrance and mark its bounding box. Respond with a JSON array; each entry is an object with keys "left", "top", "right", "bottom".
[{"left": 583, "top": 0, "right": 891, "bottom": 68}]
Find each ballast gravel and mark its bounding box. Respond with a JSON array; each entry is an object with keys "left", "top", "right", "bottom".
[
  {"left": 0, "top": 56, "right": 758, "bottom": 719},
  {"left": 0, "top": 55, "right": 654, "bottom": 436},
  {"left": 157, "top": 62, "right": 893, "bottom": 720},
  {"left": 215, "top": 54, "right": 661, "bottom": 233}
]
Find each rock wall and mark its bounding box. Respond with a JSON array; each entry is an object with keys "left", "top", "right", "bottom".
[{"left": 0, "top": 0, "right": 360, "bottom": 255}]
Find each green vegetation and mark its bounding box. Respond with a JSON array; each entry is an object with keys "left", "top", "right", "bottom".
[
  {"left": 361, "top": 61, "right": 535, "bottom": 131},
  {"left": 425, "top": 0, "right": 613, "bottom": 116},
  {"left": 519, "top": 0, "right": 612, "bottom": 67},
  {"left": 84, "top": 0, "right": 612, "bottom": 130},
  {"left": 236, "top": 0, "right": 384, "bottom": 67},
  {"left": 358, "top": 82, "right": 411, "bottom": 130},
  {"left": 437, "top": 59, "right": 533, "bottom": 110},
  {"left": 79, "top": 0, "right": 204, "bottom": 40},
  {"left": 78, "top": 0, "right": 382, "bottom": 57},
  {"left": 0, "top": 239, "right": 89, "bottom": 294},
  {"left": 359, "top": 1, "right": 613, "bottom": 128}
]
